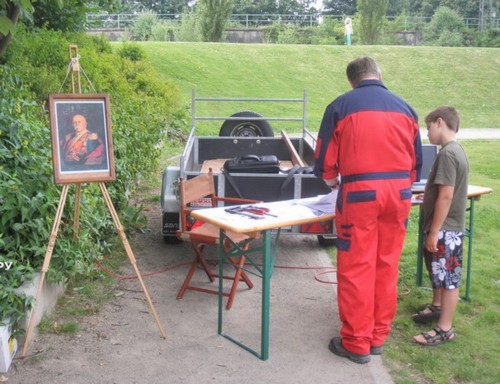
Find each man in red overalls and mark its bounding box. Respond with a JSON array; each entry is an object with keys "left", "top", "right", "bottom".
[{"left": 314, "top": 57, "right": 422, "bottom": 364}]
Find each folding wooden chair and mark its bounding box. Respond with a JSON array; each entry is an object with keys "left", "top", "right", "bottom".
[{"left": 176, "top": 170, "right": 259, "bottom": 310}]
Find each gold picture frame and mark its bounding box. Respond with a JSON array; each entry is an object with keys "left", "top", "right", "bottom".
[{"left": 48, "top": 93, "right": 115, "bottom": 184}]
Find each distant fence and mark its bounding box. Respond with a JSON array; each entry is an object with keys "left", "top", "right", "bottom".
[
  {"left": 86, "top": 13, "right": 500, "bottom": 31},
  {"left": 87, "top": 28, "right": 424, "bottom": 46}
]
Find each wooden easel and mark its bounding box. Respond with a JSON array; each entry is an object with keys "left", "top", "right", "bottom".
[{"left": 21, "top": 46, "right": 166, "bottom": 357}]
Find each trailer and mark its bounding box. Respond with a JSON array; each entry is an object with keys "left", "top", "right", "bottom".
[{"left": 161, "top": 90, "right": 336, "bottom": 246}]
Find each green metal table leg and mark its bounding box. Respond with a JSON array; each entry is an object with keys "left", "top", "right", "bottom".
[
  {"left": 464, "top": 198, "right": 474, "bottom": 302},
  {"left": 218, "top": 229, "right": 224, "bottom": 335},
  {"left": 416, "top": 205, "right": 425, "bottom": 287},
  {"left": 260, "top": 230, "right": 272, "bottom": 361},
  {"left": 216, "top": 228, "right": 280, "bottom": 360}
]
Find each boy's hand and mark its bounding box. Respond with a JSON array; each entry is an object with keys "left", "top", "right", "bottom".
[{"left": 425, "top": 232, "right": 439, "bottom": 253}]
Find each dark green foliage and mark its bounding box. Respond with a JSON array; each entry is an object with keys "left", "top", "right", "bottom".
[
  {"left": 262, "top": 20, "right": 346, "bottom": 45},
  {"left": 29, "top": 0, "right": 119, "bottom": 32},
  {"left": 357, "top": 0, "right": 389, "bottom": 44},
  {"left": 474, "top": 28, "right": 500, "bottom": 48},
  {"left": 0, "top": 29, "right": 189, "bottom": 328},
  {"left": 422, "top": 6, "right": 468, "bottom": 46},
  {"left": 232, "top": 0, "right": 310, "bottom": 14},
  {"left": 130, "top": 12, "right": 158, "bottom": 41},
  {"left": 0, "top": 64, "right": 60, "bottom": 327},
  {"left": 322, "top": 0, "right": 357, "bottom": 15},
  {"left": 199, "top": 0, "right": 234, "bottom": 42},
  {"left": 117, "top": 42, "right": 146, "bottom": 62}
]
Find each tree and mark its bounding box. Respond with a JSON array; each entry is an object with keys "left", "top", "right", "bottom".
[
  {"left": 199, "top": 0, "right": 233, "bottom": 42},
  {"left": 232, "top": 0, "right": 309, "bottom": 15},
  {"left": 387, "top": 0, "right": 410, "bottom": 16},
  {"left": 0, "top": 0, "right": 35, "bottom": 57},
  {"left": 322, "top": 0, "right": 357, "bottom": 16},
  {"left": 31, "top": 0, "right": 119, "bottom": 31},
  {"left": 120, "top": 0, "right": 189, "bottom": 14},
  {"left": 423, "top": 6, "right": 467, "bottom": 46},
  {"left": 408, "top": 0, "right": 483, "bottom": 19},
  {"left": 357, "top": 0, "right": 388, "bottom": 44},
  {"left": 0, "top": 0, "right": 117, "bottom": 57}
]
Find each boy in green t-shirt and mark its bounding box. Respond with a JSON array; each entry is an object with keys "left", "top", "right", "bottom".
[{"left": 412, "top": 106, "right": 469, "bottom": 346}]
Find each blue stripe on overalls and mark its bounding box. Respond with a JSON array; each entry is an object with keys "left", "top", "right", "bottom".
[{"left": 336, "top": 171, "right": 412, "bottom": 251}]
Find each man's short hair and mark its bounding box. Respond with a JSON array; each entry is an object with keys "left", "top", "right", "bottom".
[
  {"left": 346, "top": 57, "right": 380, "bottom": 86},
  {"left": 425, "top": 106, "right": 460, "bottom": 133}
]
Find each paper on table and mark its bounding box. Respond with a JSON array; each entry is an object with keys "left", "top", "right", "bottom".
[{"left": 297, "top": 189, "right": 337, "bottom": 215}]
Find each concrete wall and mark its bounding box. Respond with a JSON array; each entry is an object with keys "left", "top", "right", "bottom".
[
  {"left": 225, "top": 29, "right": 264, "bottom": 44},
  {"left": 87, "top": 28, "right": 127, "bottom": 41},
  {"left": 14, "top": 273, "right": 65, "bottom": 344},
  {"left": 394, "top": 31, "right": 422, "bottom": 46}
]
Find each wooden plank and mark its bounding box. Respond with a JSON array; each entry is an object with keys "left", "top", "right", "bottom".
[
  {"left": 281, "top": 130, "right": 306, "bottom": 167},
  {"left": 201, "top": 159, "right": 228, "bottom": 174}
]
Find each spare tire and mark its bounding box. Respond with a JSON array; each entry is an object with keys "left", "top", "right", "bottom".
[{"left": 219, "top": 111, "right": 274, "bottom": 137}]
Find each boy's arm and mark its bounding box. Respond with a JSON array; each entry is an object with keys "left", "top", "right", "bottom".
[{"left": 425, "top": 185, "right": 454, "bottom": 252}]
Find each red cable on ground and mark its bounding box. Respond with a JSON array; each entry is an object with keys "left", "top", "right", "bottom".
[
  {"left": 313, "top": 269, "right": 338, "bottom": 284},
  {"left": 272, "top": 264, "right": 338, "bottom": 284},
  {"left": 94, "top": 258, "right": 191, "bottom": 279},
  {"left": 95, "top": 258, "right": 337, "bottom": 284}
]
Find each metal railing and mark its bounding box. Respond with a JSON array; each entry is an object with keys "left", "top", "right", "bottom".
[{"left": 86, "top": 13, "right": 500, "bottom": 31}]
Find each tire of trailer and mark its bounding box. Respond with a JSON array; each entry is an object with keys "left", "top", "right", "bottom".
[
  {"left": 219, "top": 111, "right": 274, "bottom": 137},
  {"left": 317, "top": 235, "right": 336, "bottom": 247}
]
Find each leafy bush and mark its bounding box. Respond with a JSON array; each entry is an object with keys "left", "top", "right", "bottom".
[
  {"left": 276, "top": 25, "right": 299, "bottom": 44},
  {"left": 474, "top": 28, "right": 500, "bottom": 48},
  {"left": 130, "top": 11, "right": 159, "bottom": 41},
  {"left": 0, "top": 65, "right": 115, "bottom": 328},
  {"left": 317, "top": 18, "right": 346, "bottom": 45},
  {"left": 176, "top": 11, "right": 202, "bottom": 42},
  {"left": 117, "top": 42, "right": 146, "bottom": 61},
  {"left": 422, "top": 6, "right": 467, "bottom": 46},
  {"left": 436, "top": 30, "right": 465, "bottom": 47},
  {"left": 1, "top": 29, "right": 190, "bottom": 329},
  {"left": 261, "top": 20, "right": 346, "bottom": 45},
  {"left": 151, "top": 21, "right": 177, "bottom": 42}
]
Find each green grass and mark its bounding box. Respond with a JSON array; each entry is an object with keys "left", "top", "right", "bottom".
[
  {"left": 135, "top": 43, "right": 499, "bottom": 384},
  {"left": 391, "top": 140, "right": 500, "bottom": 384},
  {"left": 135, "top": 42, "right": 500, "bottom": 132}
]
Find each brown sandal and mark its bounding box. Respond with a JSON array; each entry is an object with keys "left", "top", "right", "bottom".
[
  {"left": 414, "top": 326, "right": 455, "bottom": 346},
  {"left": 411, "top": 304, "right": 441, "bottom": 324}
]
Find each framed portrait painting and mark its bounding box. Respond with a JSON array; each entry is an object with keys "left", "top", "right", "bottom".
[{"left": 48, "top": 94, "right": 116, "bottom": 184}]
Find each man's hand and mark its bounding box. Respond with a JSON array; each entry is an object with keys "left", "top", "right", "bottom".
[{"left": 324, "top": 178, "right": 339, "bottom": 189}]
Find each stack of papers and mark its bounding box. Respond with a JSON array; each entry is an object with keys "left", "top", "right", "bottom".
[{"left": 297, "top": 190, "right": 337, "bottom": 215}]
